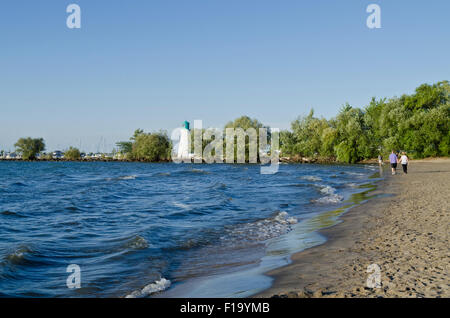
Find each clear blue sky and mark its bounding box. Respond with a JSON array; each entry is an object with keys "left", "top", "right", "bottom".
[{"left": 0, "top": 0, "right": 449, "bottom": 152}]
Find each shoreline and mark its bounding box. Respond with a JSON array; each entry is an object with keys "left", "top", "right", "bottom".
[
  {"left": 0, "top": 157, "right": 445, "bottom": 165},
  {"left": 255, "top": 158, "right": 449, "bottom": 298},
  {"left": 0, "top": 156, "right": 446, "bottom": 166},
  {"left": 156, "top": 166, "right": 381, "bottom": 298}
]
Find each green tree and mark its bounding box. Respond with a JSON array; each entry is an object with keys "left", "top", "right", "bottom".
[
  {"left": 320, "top": 126, "right": 338, "bottom": 158},
  {"left": 131, "top": 131, "right": 171, "bottom": 161},
  {"left": 375, "top": 81, "right": 449, "bottom": 158},
  {"left": 224, "top": 116, "right": 267, "bottom": 162},
  {"left": 290, "top": 109, "right": 330, "bottom": 158},
  {"left": 225, "top": 116, "right": 265, "bottom": 131},
  {"left": 402, "top": 81, "right": 449, "bottom": 111},
  {"left": 116, "top": 141, "right": 133, "bottom": 154},
  {"left": 131, "top": 129, "right": 144, "bottom": 142},
  {"left": 279, "top": 130, "right": 296, "bottom": 156},
  {"left": 399, "top": 104, "right": 450, "bottom": 157},
  {"left": 14, "top": 137, "right": 45, "bottom": 160},
  {"left": 334, "top": 104, "right": 372, "bottom": 163},
  {"left": 115, "top": 81, "right": 450, "bottom": 163},
  {"left": 64, "top": 147, "right": 81, "bottom": 160}
]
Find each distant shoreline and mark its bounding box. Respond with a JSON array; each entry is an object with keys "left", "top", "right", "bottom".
[
  {"left": 0, "top": 157, "right": 447, "bottom": 164},
  {"left": 0, "top": 158, "right": 171, "bottom": 163},
  {"left": 0, "top": 158, "right": 359, "bottom": 164}
]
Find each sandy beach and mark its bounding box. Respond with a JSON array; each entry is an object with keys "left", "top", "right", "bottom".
[{"left": 256, "top": 158, "right": 450, "bottom": 298}]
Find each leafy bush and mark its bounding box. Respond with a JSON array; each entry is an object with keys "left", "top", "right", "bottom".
[
  {"left": 64, "top": 147, "right": 81, "bottom": 160},
  {"left": 131, "top": 131, "right": 171, "bottom": 162},
  {"left": 14, "top": 137, "right": 45, "bottom": 160}
]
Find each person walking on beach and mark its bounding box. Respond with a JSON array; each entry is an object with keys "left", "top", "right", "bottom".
[
  {"left": 389, "top": 150, "right": 398, "bottom": 175},
  {"left": 399, "top": 152, "right": 409, "bottom": 174},
  {"left": 378, "top": 154, "right": 383, "bottom": 165}
]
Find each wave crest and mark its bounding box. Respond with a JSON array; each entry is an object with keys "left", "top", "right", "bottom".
[
  {"left": 301, "top": 175, "right": 322, "bottom": 182},
  {"left": 125, "top": 278, "right": 171, "bottom": 298},
  {"left": 314, "top": 185, "right": 343, "bottom": 204},
  {"left": 3, "top": 246, "right": 33, "bottom": 265},
  {"left": 107, "top": 175, "right": 137, "bottom": 181},
  {"left": 221, "top": 211, "right": 298, "bottom": 245},
  {"left": 126, "top": 236, "right": 149, "bottom": 250}
]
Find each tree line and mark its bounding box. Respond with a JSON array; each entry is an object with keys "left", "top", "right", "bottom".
[
  {"left": 279, "top": 80, "right": 449, "bottom": 162},
  {"left": 115, "top": 129, "right": 171, "bottom": 162},
  {"left": 4, "top": 81, "right": 449, "bottom": 163}
]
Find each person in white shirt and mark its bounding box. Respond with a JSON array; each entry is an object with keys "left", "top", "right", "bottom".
[
  {"left": 398, "top": 152, "right": 409, "bottom": 174},
  {"left": 378, "top": 154, "right": 383, "bottom": 165}
]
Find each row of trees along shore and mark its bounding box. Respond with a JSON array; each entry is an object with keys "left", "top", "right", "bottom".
[
  {"left": 279, "top": 80, "right": 449, "bottom": 163},
  {"left": 2, "top": 81, "right": 449, "bottom": 163}
]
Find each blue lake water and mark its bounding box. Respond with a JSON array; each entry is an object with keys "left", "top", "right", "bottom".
[{"left": 0, "top": 162, "right": 380, "bottom": 297}]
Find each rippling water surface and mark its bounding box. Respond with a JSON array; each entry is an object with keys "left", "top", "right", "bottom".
[{"left": 0, "top": 162, "right": 379, "bottom": 297}]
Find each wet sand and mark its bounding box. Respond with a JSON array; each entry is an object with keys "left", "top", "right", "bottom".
[{"left": 256, "top": 158, "right": 449, "bottom": 298}]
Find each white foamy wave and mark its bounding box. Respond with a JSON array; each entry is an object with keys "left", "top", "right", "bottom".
[
  {"left": 346, "top": 183, "right": 359, "bottom": 188},
  {"left": 314, "top": 185, "right": 343, "bottom": 204},
  {"left": 315, "top": 194, "right": 344, "bottom": 204},
  {"left": 301, "top": 175, "right": 322, "bottom": 182},
  {"left": 172, "top": 202, "right": 191, "bottom": 210},
  {"left": 345, "top": 172, "right": 366, "bottom": 177},
  {"left": 274, "top": 211, "right": 298, "bottom": 225},
  {"left": 319, "top": 185, "right": 336, "bottom": 195},
  {"left": 221, "top": 211, "right": 298, "bottom": 245},
  {"left": 119, "top": 175, "right": 136, "bottom": 180},
  {"left": 125, "top": 278, "right": 171, "bottom": 298},
  {"left": 106, "top": 175, "right": 137, "bottom": 181}
]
